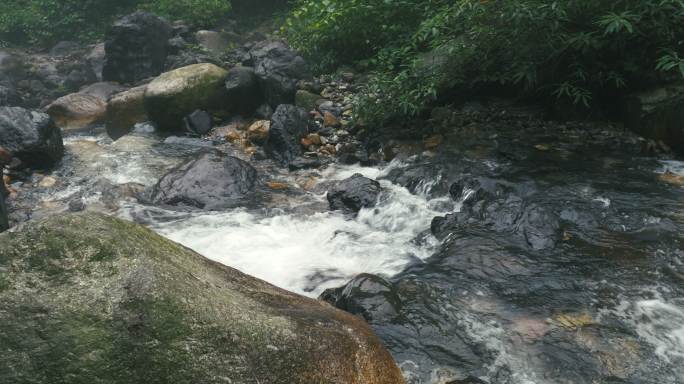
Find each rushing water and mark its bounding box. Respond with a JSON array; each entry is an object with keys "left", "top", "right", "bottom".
[{"left": 13, "top": 119, "right": 684, "bottom": 384}]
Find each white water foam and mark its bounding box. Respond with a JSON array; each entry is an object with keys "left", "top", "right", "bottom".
[
  {"left": 134, "top": 163, "right": 451, "bottom": 297},
  {"left": 600, "top": 287, "right": 684, "bottom": 381},
  {"left": 659, "top": 160, "right": 684, "bottom": 176}
]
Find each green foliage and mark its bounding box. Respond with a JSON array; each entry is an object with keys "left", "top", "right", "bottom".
[
  {"left": 284, "top": 0, "right": 441, "bottom": 71},
  {"left": 140, "top": 0, "right": 231, "bottom": 27},
  {"left": 285, "top": 0, "right": 684, "bottom": 126},
  {"left": 0, "top": 0, "right": 231, "bottom": 46}
]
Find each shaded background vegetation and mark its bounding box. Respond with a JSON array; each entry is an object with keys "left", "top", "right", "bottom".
[
  {"left": 0, "top": 0, "right": 231, "bottom": 46},
  {"left": 285, "top": 0, "right": 684, "bottom": 125},
  {"left": 3, "top": 0, "right": 684, "bottom": 127}
]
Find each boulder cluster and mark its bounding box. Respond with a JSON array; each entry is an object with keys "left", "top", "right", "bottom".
[{"left": 0, "top": 11, "right": 371, "bottom": 229}]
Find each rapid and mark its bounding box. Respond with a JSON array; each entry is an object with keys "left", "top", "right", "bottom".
[{"left": 9, "top": 113, "right": 684, "bottom": 384}]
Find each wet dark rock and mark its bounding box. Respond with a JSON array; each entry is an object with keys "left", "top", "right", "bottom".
[
  {"left": 65, "top": 68, "right": 96, "bottom": 91},
  {"left": 0, "top": 169, "right": 7, "bottom": 232},
  {"left": 338, "top": 150, "right": 371, "bottom": 166},
  {"left": 0, "top": 51, "right": 24, "bottom": 85},
  {"left": 171, "top": 21, "right": 192, "bottom": 39},
  {"left": 67, "top": 198, "right": 86, "bottom": 212},
  {"left": 0, "top": 212, "right": 405, "bottom": 384},
  {"left": 87, "top": 43, "right": 106, "bottom": 81},
  {"left": 249, "top": 41, "right": 311, "bottom": 107},
  {"left": 0, "top": 85, "right": 19, "bottom": 107},
  {"left": 318, "top": 100, "right": 342, "bottom": 117},
  {"left": 166, "top": 36, "right": 188, "bottom": 55},
  {"left": 433, "top": 186, "right": 560, "bottom": 251},
  {"left": 183, "top": 110, "right": 213, "bottom": 135},
  {"left": 255, "top": 103, "right": 273, "bottom": 119},
  {"left": 327, "top": 173, "right": 383, "bottom": 213},
  {"left": 224, "top": 66, "right": 262, "bottom": 115},
  {"left": 102, "top": 12, "right": 172, "bottom": 84},
  {"left": 50, "top": 41, "right": 81, "bottom": 57},
  {"left": 382, "top": 163, "right": 449, "bottom": 197},
  {"left": 150, "top": 151, "right": 258, "bottom": 210},
  {"left": 623, "top": 83, "right": 684, "bottom": 154},
  {"left": 164, "top": 50, "right": 221, "bottom": 72},
  {"left": 264, "top": 104, "right": 309, "bottom": 166},
  {"left": 0, "top": 107, "right": 64, "bottom": 169},
  {"left": 321, "top": 274, "right": 402, "bottom": 322},
  {"left": 288, "top": 157, "right": 322, "bottom": 171}
]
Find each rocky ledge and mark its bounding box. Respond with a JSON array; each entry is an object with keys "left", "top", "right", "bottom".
[{"left": 0, "top": 212, "right": 405, "bottom": 383}]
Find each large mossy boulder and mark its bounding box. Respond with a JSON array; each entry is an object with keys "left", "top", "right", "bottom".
[
  {"left": 144, "top": 63, "right": 228, "bottom": 131},
  {"left": 0, "top": 213, "right": 405, "bottom": 384},
  {"left": 0, "top": 107, "right": 64, "bottom": 169},
  {"left": 102, "top": 12, "right": 172, "bottom": 84},
  {"left": 106, "top": 85, "right": 149, "bottom": 140}
]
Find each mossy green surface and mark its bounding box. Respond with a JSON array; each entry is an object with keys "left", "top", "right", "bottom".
[
  {"left": 143, "top": 63, "right": 229, "bottom": 131},
  {"left": 0, "top": 212, "right": 404, "bottom": 384}
]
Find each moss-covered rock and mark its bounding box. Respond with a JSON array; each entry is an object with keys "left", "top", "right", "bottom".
[
  {"left": 0, "top": 212, "right": 404, "bottom": 384},
  {"left": 144, "top": 63, "right": 228, "bottom": 131}
]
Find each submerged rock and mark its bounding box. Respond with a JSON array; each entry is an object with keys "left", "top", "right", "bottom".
[
  {"left": 102, "top": 12, "right": 172, "bottom": 84},
  {"left": 46, "top": 93, "right": 107, "bottom": 131},
  {"left": 249, "top": 41, "right": 311, "bottom": 107},
  {"left": 150, "top": 151, "right": 258, "bottom": 210},
  {"left": 0, "top": 107, "right": 64, "bottom": 168},
  {"left": 106, "top": 85, "right": 148, "bottom": 140},
  {"left": 144, "top": 63, "right": 228, "bottom": 131},
  {"left": 434, "top": 181, "right": 560, "bottom": 251},
  {"left": 0, "top": 212, "right": 405, "bottom": 384}
]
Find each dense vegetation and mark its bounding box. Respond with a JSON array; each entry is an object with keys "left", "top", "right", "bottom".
[
  {"left": 285, "top": 0, "right": 684, "bottom": 125},
  {"left": 0, "top": 0, "right": 231, "bottom": 46}
]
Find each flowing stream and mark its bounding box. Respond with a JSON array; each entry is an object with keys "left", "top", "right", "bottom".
[{"left": 12, "top": 120, "right": 684, "bottom": 384}]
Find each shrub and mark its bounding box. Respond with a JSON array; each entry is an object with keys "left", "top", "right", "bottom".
[
  {"left": 285, "top": 0, "right": 684, "bottom": 126},
  {"left": 140, "top": 0, "right": 231, "bottom": 27},
  {"left": 0, "top": 0, "right": 231, "bottom": 46}
]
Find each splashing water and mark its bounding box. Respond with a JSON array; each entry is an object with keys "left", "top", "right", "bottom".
[{"left": 124, "top": 163, "right": 452, "bottom": 296}]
